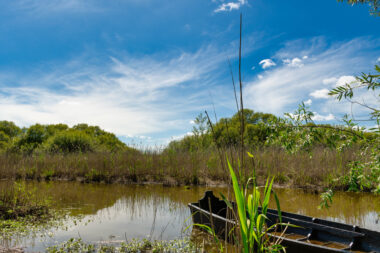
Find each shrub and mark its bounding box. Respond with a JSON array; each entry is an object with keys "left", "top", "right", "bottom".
[{"left": 48, "top": 130, "right": 94, "bottom": 153}]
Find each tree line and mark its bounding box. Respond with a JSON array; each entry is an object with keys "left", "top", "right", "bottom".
[{"left": 0, "top": 122, "right": 129, "bottom": 154}]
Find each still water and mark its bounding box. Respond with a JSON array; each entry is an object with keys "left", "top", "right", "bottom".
[{"left": 1, "top": 181, "right": 380, "bottom": 252}]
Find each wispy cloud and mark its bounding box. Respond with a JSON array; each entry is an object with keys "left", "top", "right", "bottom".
[
  {"left": 8, "top": 0, "right": 103, "bottom": 14},
  {"left": 0, "top": 46, "right": 232, "bottom": 144},
  {"left": 322, "top": 77, "right": 338, "bottom": 85},
  {"left": 214, "top": 0, "right": 247, "bottom": 12},
  {"left": 244, "top": 37, "right": 380, "bottom": 121}
]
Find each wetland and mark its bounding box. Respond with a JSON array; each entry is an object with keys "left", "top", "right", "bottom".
[{"left": 1, "top": 181, "right": 379, "bottom": 252}]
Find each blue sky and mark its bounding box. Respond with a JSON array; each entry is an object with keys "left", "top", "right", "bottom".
[{"left": 0, "top": 0, "right": 379, "bottom": 146}]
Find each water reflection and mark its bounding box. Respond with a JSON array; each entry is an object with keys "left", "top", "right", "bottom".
[
  {"left": 273, "top": 188, "right": 380, "bottom": 230},
  {"left": 0, "top": 181, "right": 379, "bottom": 252}
]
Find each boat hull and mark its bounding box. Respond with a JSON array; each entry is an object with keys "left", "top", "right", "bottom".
[{"left": 188, "top": 191, "right": 380, "bottom": 253}]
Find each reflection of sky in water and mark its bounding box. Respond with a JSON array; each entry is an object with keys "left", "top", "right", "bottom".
[
  {"left": 19, "top": 197, "right": 192, "bottom": 252},
  {"left": 1, "top": 182, "right": 379, "bottom": 252},
  {"left": 325, "top": 211, "right": 379, "bottom": 230},
  {"left": 273, "top": 188, "right": 380, "bottom": 232}
]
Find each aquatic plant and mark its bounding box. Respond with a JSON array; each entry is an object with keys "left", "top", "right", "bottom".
[
  {"left": 220, "top": 155, "right": 287, "bottom": 253},
  {"left": 0, "top": 181, "right": 49, "bottom": 220},
  {"left": 46, "top": 237, "right": 201, "bottom": 253}
]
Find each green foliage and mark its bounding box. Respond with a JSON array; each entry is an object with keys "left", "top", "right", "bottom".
[
  {"left": 338, "top": 145, "right": 380, "bottom": 192},
  {"left": 48, "top": 130, "right": 93, "bottom": 153},
  {"left": 0, "top": 130, "right": 10, "bottom": 150},
  {"left": 167, "top": 109, "right": 278, "bottom": 152},
  {"left": 220, "top": 156, "right": 286, "bottom": 253},
  {"left": 46, "top": 237, "right": 200, "bottom": 253},
  {"left": 0, "top": 121, "right": 128, "bottom": 154},
  {"left": 329, "top": 65, "right": 380, "bottom": 132},
  {"left": 343, "top": 161, "right": 369, "bottom": 191},
  {"left": 0, "top": 120, "right": 21, "bottom": 138},
  {"left": 318, "top": 189, "right": 334, "bottom": 210},
  {"left": 337, "top": 0, "right": 379, "bottom": 16},
  {"left": 0, "top": 181, "right": 49, "bottom": 219},
  {"left": 168, "top": 107, "right": 370, "bottom": 155}
]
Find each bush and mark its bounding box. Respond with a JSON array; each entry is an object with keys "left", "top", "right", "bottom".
[{"left": 48, "top": 130, "right": 94, "bottom": 153}]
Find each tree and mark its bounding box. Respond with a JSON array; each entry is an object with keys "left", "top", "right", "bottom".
[
  {"left": 337, "top": 0, "right": 379, "bottom": 16},
  {"left": 329, "top": 65, "right": 380, "bottom": 133},
  {"left": 0, "top": 121, "right": 21, "bottom": 138}
]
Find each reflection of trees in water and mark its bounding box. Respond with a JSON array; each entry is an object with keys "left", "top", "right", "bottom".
[
  {"left": 1, "top": 181, "right": 378, "bottom": 231},
  {"left": 0, "top": 181, "right": 214, "bottom": 218}
]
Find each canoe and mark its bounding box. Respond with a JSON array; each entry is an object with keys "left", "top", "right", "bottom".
[{"left": 188, "top": 191, "right": 380, "bottom": 253}]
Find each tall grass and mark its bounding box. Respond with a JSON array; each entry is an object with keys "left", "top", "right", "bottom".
[
  {"left": 0, "top": 181, "right": 49, "bottom": 219},
  {"left": 0, "top": 146, "right": 361, "bottom": 189},
  {"left": 220, "top": 157, "right": 286, "bottom": 253}
]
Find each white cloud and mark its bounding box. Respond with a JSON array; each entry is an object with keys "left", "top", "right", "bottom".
[
  {"left": 310, "top": 89, "right": 330, "bottom": 99},
  {"left": 312, "top": 113, "right": 335, "bottom": 121},
  {"left": 304, "top": 99, "right": 312, "bottom": 106},
  {"left": 335, "top": 75, "right": 356, "bottom": 87},
  {"left": 257, "top": 74, "right": 263, "bottom": 79},
  {"left": 215, "top": 2, "right": 240, "bottom": 12},
  {"left": 322, "top": 75, "right": 356, "bottom": 87},
  {"left": 259, "top": 59, "right": 276, "bottom": 69},
  {"left": 283, "top": 57, "right": 304, "bottom": 68},
  {"left": 251, "top": 66, "right": 255, "bottom": 70},
  {"left": 214, "top": 0, "right": 247, "bottom": 12},
  {"left": 244, "top": 37, "right": 380, "bottom": 117},
  {"left": 377, "top": 57, "right": 380, "bottom": 62},
  {"left": 322, "top": 77, "right": 338, "bottom": 85},
  {"left": 302, "top": 55, "right": 308, "bottom": 59},
  {"left": 0, "top": 46, "right": 231, "bottom": 144}
]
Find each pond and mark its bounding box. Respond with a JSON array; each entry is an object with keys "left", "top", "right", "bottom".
[{"left": 1, "top": 181, "right": 379, "bottom": 252}]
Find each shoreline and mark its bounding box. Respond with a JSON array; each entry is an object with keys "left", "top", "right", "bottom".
[{"left": 0, "top": 176, "right": 368, "bottom": 194}]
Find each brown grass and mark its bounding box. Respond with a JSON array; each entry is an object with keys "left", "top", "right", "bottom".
[{"left": 0, "top": 146, "right": 360, "bottom": 189}]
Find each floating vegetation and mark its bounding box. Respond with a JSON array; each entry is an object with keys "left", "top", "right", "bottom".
[
  {"left": 0, "top": 211, "right": 89, "bottom": 243},
  {"left": 46, "top": 238, "right": 201, "bottom": 253}
]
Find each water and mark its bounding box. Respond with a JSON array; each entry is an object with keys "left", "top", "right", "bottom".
[{"left": 1, "top": 181, "right": 379, "bottom": 252}]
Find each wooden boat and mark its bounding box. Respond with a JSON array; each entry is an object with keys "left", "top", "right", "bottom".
[{"left": 188, "top": 191, "right": 380, "bottom": 253}]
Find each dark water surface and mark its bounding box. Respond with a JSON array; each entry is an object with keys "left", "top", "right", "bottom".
[{"left": 1, "top": 181, "right": 379, "bottom": 252}]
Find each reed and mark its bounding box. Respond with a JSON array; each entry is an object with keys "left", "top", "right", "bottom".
[
  {"left": 0, "top": 181, "right": 49, "bottom": 219},
  {"left": 0, "top": 146, "right": 361, "bottom": 189},
  {"left": 220, "top": 157, "right": 287, "bottom": 253}
]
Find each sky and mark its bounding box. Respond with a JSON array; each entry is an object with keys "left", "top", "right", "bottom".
[{"left": 0, "top": 0, "right": 379, "bottom": 146}]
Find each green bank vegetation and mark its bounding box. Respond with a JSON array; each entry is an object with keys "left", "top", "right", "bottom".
[
  {"left": 0, "top": 93, "right": 378, "bottom": 192},
  {"left": 0, "top": 120, "right": 372, "bottom": 190},
  {"left": 0, "top": 181, "right": 49, "bottom": 220},
  {"left": 0, "top": 181, "right": 70, "bottom": 242},
  {"left": 0, "top": 122, "right": 128, "bottom": 154}
]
